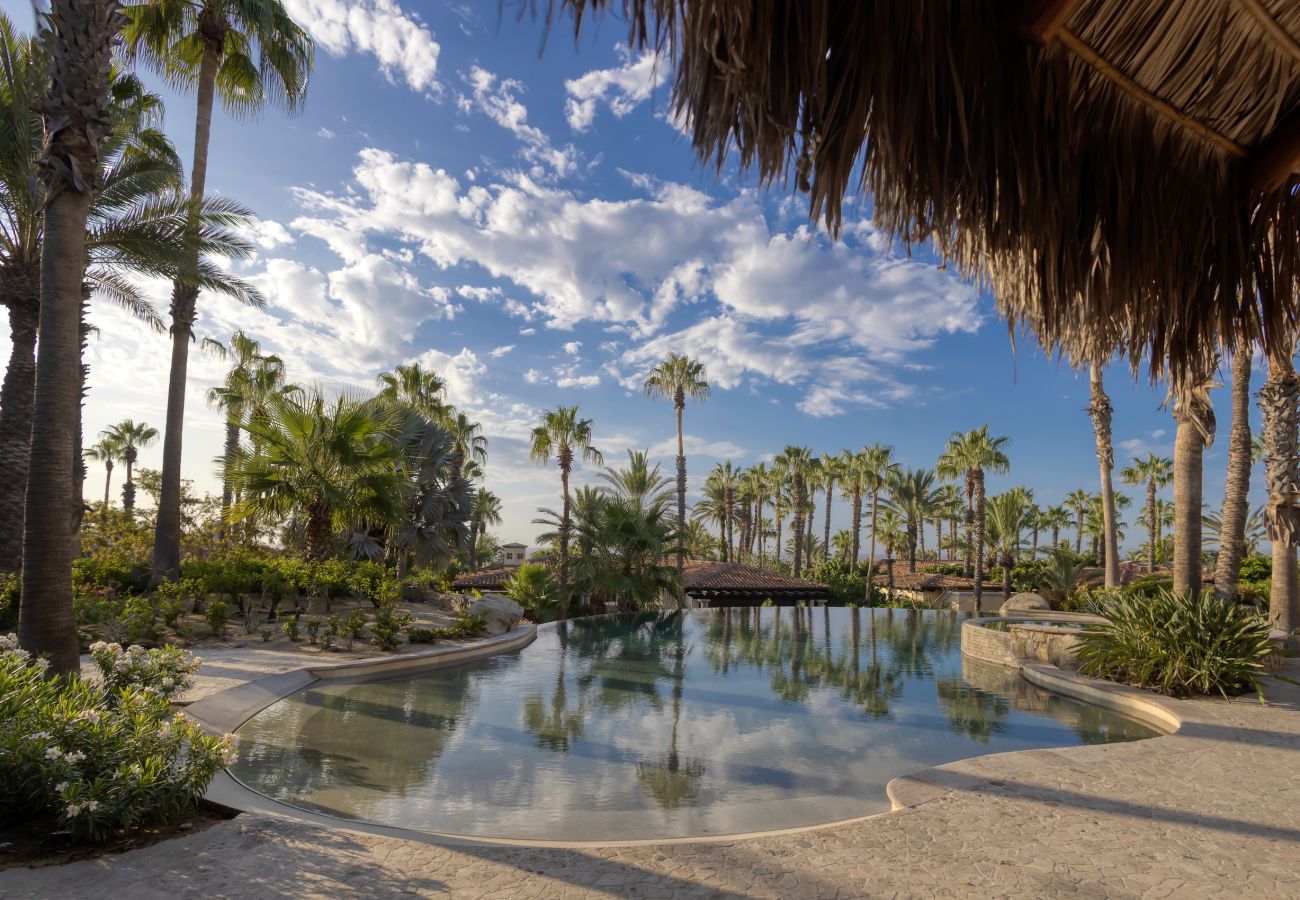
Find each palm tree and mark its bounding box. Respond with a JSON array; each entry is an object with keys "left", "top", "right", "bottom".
[
  {"left": 571, "top": 498, "right": 683, "bottom": 610},
  {"left": 1258, "top": 344, "right": 1299, "bottom": 639},
  {"left": 680, "top": 519, "right": 719, "bottom": 560},
  {"left": 442, "top": 410, "right": 488, "bottom": 484},
  {"left": 860, "top": 444, "right": 898, "bottom": 587},
  {"left": 1040, "top": 504, "right": 1072, "bottom": 553},
  {"left": 711, "top": 460, "right": 740, "bottom": 561},
  {"left": 1064, "top": 489, "right": 1092, "bottom": 554},
  {"left": 1119, "top": 453, "right": 1173, "bottom": 574},
  {"left": 874, "top": 508, "right": 905, "bottom": 600},
  {"left": 985, "top": 491, "right": 1032, "bottom": 600},
  {"left": 469, "top": 489, "right": 502, "bottom": 568},
  {"left": 643, "top": 352, "right": 709, "bottom": 579},
  {"left": 778, "top": 446, "right": 815, "bottom": 576},
  {"left": 228, "top": 390, "right": 404, "bottom": 560},
  {"left": 126, "top": 0, "right": 315, "bottom": 584},
  {"left": 839, "top": 449, "right": 864, "bottom": 566},
  {"left": 103, "top": 420, "right": 158, "bottom": 515},
  {"left": 1215, "top": 337, "right": 1253, "bottom": 601},
  {"left": 18, "top": 0, "right": 124, "bottom": 673},
  {"left": 937, "top": 426, "right": 1010, "bottom": 613},
  {"left": 601, "top": 449, "right": 673, "bottom": 511},
  {"left": 1086, "top": 364, "right": 1122, "bottom": 588},
  {"left": 819, "top": 453, "right": 844, "bottom": 563},
  {"left": 885, "top": 467, "right": 939, "bottom": 573},
  {"left": 376, "top": 362, "right": 445, "bottom": 421},
  {"left": 1170, "top": 373, "right": 1217, "bottom": 593},
  {"left": 529, "top": 405, "right": 602, "bottom": 596},
  {"left": 83, "top": 436, "right": 123, "bottom": 512}
]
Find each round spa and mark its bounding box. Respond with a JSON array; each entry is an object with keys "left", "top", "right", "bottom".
[{"left": 227, "top": 608, "right": 1160, "bottom": 843}]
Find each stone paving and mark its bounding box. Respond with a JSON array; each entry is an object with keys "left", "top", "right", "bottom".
[{"left": 4, "top": 654, "right": 1299, "bottom": 898}]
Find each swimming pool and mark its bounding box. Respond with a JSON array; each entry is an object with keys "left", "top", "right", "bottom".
[{"left": 229, "top": 608, "right": 1159, "bottom": 842}]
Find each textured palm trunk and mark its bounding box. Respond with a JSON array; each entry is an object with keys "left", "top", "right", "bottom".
[
  {"left": 19, "top": 0, "right": 121, "bottom": 673},
  {"left": 1002, "top": 551, "right": 1013, "bottom": 600},
  {"left": 674, "top": 392, "right": 686, "bottom": 582},
  {"left": 775, "top": 500, "right": 783, "bottom": 565},
  {"left": 850, "top": 479, "right": 862, "bottom": 566},
  {"left": 792, "top": 473, "right": 805, "bottom": 576},
  {"left": 219, "top": 415, "right": 239, "bottom": 541},
  {"left": 1088, "top": 364, "right": 1120, "bottom": 588},
  {"left": 936, "top": 519, "right": 943, "bottom": 560},
  {"left": 907, "top": 521, "right": 918, "bottom": 572},
  {"left": 973, "top": 470, "right": 986, "bottom": 612},
  {"left": 865, "top": 488, "right": 880, "bottom": 595},
  {"left": 1051, "top": 525, "right": 1060, "bottom": 551},
  {"left": 963, "top": 475, "right": 974, "bottom": 577},
  {"left": 1145, "top": 480, "right": 1158, "bottom": 573},
  {"left": 1172, "top": 377, "right": 1214, "bottom": 595},
  {"left": 102, "top": 461, "right": 113, "bottom": 508},
  {"left": 306, "top": 495, "right": 331, "bottom": 561},
  {"left": 71, "top": 286, "right": 90, "bottom": 558},
  {"left": 559, "top": 447, "right": 573, "bottom": 615},
  {"left": 949, "top": 517, "right": 957, "bottom": 560},
  {"left": 122, "top": 447, "right": 137, "bottom": 513},
  {"left": 153, "top": 21, "right": 221, "bottom": 584},
  {"left": 822, "top": 484, "right": 833, "bottom": 561},
  {"left": 0, "top": 291, "right": 38, "bottom": 572},
  {"left": 1215, "top": 340, "right": 1253, "bottom": 601},
  {"left": 724, "top": 485, "right": 734, "bottom": 562},
  {"left": 1258, "top": 348, "right": 1300, "bottom": 643}
]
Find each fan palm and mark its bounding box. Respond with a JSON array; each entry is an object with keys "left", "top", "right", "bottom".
[
  {"left": 1215, "top": 336, "right": 1254, "bottom": 601},
  {"left": 776, "top": 446, "right": 815, "bottom": 576},
  {"left": 874, "top": 508, "right": 905, "bottom": 600},
  {"left": 643, "top": 352, "right": 708, "bottom": 579},
  {"left": 937, "top": 426, "right": 1010, "bottom": 612},
  {"left": 1064, "top": 489, "right": 1093, "bottom": 554},
  {"left": 985, "top": 491, "right": 1033, "bottom": 601},
  {"left": 707, "top": 460, "right": 739, "bottom": 560},
  {"left": 601, "top": 449, "right": 673, "bottom": 510},
  {"left": 441, "top": 410, "right": 488, "bottom": 483},
  {"left": 83, "top": 435, "right": 123, "bottom": 512},
  {"left": 1120, "top": 453, "right": 1173, "bottom": 574},
  {"left": 228, "top": 390, "right": 403, "bottom": 560},
  {"left": 124, "top": 0, "right": 315, "bottom": 584},
  {"left": 571, "top": 498, "right": 682, "bottom": 611},
  {"left": 680, "top": 519, "right": 718, "bottom": 560},
  {"left": 1039, "top": 504, "right": 1072, "bottom": 553},
  {"left": 376, "top": 362, "right": 445, "bottom": 421},
  {"left": 885, "top": 467, "right": 939, "bottom": 573},
  {"left": 818, "top": 454, "right": 845, "bottom": 563},
  {"left": 860, "top": 443, "right": 896, "bottom": 585},
  {"left": 385, "top": 410, "right": 474, "bottom": 572},
  {"left": 529, "top": 405, "right": 602, "bottom": 594}
]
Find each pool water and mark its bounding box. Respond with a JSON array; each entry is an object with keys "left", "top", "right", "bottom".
[{"left": 230, "top": 608, "right": 1158, "bottom": 842}]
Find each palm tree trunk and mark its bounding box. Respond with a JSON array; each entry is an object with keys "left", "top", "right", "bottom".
[
  {"left": 963, "top": 477, "right": 975, "bottom": 577},
  {"left": 775, "top": 500, "right": 783, "bottom": 565},
  {"left": 219, "top": 414, "right": 238, "bottom": 541},
  {"left": 1146, "top": 480, "right": 1158, "bottom": 574},
  {"left": 1089, "top": 364, "right": 1120, "bottom": 588},
  {"left": 0, "top": 290, "right": 38, "bottom": 572},
  {"left": 866, "top": 488, "right": 880, "bottom": 592},
  {"left": 792, "top": 474, "right": 805, "bottom": 576},
  {"left": 102, "top": 461, "right": 113, "bottom": 508},
  {"left": 19, "top": 0, "right": 121, "bottom": 674},
  {"left": 1173, "top": 378, "right": 1214, "bottom": 594},
  {"left": 674, "top": 396, "right": 686, "bottom": 581},
  {"left": 823, "top": 484, "right": 833, "bottom": 560},
  {"left": 1258, "top": 346, "right": 1300, "bottom": 644},
  {"left": 1215, "top": 338, "right": 1253, "bottom": 601},
  {"left": 973, "top": 470, "right": 986, "bottom": 612},
  {"left": 850, "top": 479, "right": 862, "bottom": 566},
  {"left": 1002, "top": 551, "right": 1012, "bottom": 600},
  {"left": 559, "top": 454, "right": 572, "bottom": 613},
  {"left": 152, "top": 27, "right": 221, "bottom": 585},
  {"left": 1051, "top": 524, "right": 1060, "bottom": 550},
  {"left": 122, "top": 449, "right": 136, "bottom": 513}
]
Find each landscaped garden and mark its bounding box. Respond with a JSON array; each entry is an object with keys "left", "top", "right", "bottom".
[{"left": 2, "top": 0, "right": 1300, "bottom": 896}]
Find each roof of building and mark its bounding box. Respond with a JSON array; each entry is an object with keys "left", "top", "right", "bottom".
[{"left": 501, "top": 542, "right": 527, "bottom": 548}]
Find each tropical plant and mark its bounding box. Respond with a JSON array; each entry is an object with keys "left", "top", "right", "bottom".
[
  {"left": 504, "top": 562, "right": 560, "bottom": 622},
  {"left": 601, "top": 449, "right": 673, "bottom": 511},
  {"left": 984, "top": 490, "right": 1033, "bottom": 600},
  {"left": 468, "top": 489, "right": 503, "bottom": 569},
  {"left": 376, "top": 362, "right": 445, "bottom": 421},
  {"left": 1039, "top": 504, "right": 1072, "bottom": 553},
  {"left": 885, "top": 466, "right": 939, "bottom": 573},
  {"left": 859, "top": 444, "right": 896, "bottom": 586},
  {"left": 571, "top": 498, "right": 682, "bottom": 611},
  {"left": 1120, "top": 453, "right": 1173, "bottom": 574},
  {"left": 83, "top": 436, "right": 123, "bottom": 512},
  {"left": 1169, "top": 372, "right": 1217, "bottom": 594},
  {"left": 529, "top": 405, "right": 602, "bottom": 595},
  {"left": 1215, "top": 337, "right": 1254, "bottom": 601},
  {"left": 1064, "top": 489, "right": 1093, "bottom": 555},
  {"left": 1076, "top": 589, "right": 1278, "bottom": 699},
  {"left": 124, "top": 0, "right": 315, "bottom": 585},
  {"left": 679, "top": 519, "right": 719, "bottom": 561},
  {"left": 776, "top": 445, "right": 815, "bottom": 576},
  {"left": 102, "top": 420, "right": 158, "bottom": 515},
  {"left": 441, "top": 409, "right": 488, "bottom": 483},
  {"left": 383, "top": 410, "right": 474, "bottom": 573},
  {"left": 937, "top": 427, "right": 1009, "bottom": 612},
  {"left": 1031, "top": 548, "right": 1089, "bottom": 605},
  {"left": 643, "top": 352, "right": 708, "bottom": 580},
  {"left": 818, "top": 453, "right": 844, "bottom": 563}
]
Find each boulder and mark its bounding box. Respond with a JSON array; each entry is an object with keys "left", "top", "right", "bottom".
[
  {"left": 468, "top": 594, "right": 523, "bottom": 635},
  {"left": 999, "top": 592, "right": 1051, "bottom": 616}
]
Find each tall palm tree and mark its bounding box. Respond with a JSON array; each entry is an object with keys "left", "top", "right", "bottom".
[
  {"left": 819, "top": 453, "right": 844, "bottom": 562},
  {"left": 468, "top": 489, "right": 502, "bottom": 569},
  {"left": 1040, "top": 504, "right": 1072, "bottom": 553},
  {"left": 937, "top": 426, "right": 1010, "bottom": 612},
  {"left": 744, "top": 462, "right": 769, "bottom": 561},
  {"left": 83, "top": 435, "right": 123, "bottom": 511},
  {"left": 1215, "top": 336, "right": 1253, "bottom": 601},
  {"left": 860, "top": 443, "right": 896, "bottom": 587},
  {"left": 1257, "top": 343, "right": 1299, "bottom": 641},
  {"left": 18, "top": 0, "right": 124, "bottom": 673},
  {"left": 376, "top": 362, "right": 445, "bottom": 420},
  {"left": 839, "top": 449, "right": 864, "bottom": 566},
  {"left": 103, "top": 419, "right": 158, "bottom": 515},
  {"left": 778, "top": 446, "right": 815, "bottom": 576},
  {"left": 643, "top": 352, "right": 708, "bottom": 579},
  {"left": 441, "top": 410, "right": 488, "bottom": 484},
  {"left": 1119, "top": 453, "right": 1174, "bottom": 574},
  {"left": 529, "top": 405, "right": 602, "bottom": 595},
  {"left": 601, "top": 449, "right": 674, "bottom": 511},
  {"left": 1086, "top": 364, "right": 1122, "bottom": 588},
  {"left": 874, "top": 508, "right": 905, "bottom": 600},
  {"left": 125, "top": 0, "right": 315, "bottom": 584},
  {"left": 985, "top": 491, "right": 1032, "bottom": 601},
  {"left": 1170, "top": 373, "right": 1216, "bottom": 593},
  {"left": 1064, "top": 489, "right": 1092, "bottom": 554},
  {"left": 885, "top": 467, "right": 939, "bottom": 573}
]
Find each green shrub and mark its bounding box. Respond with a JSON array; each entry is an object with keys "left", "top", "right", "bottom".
[
  {"left": 0, "top": 636, "right": 233, "bottom": 843},
  {"left": 204, "top": 597, "right": 230, "bottom": 640},
  {"left": 504, "top": 563, "right": 559, "bottom": 621},
  {"left": 336, "top": 612, "right": 365, "bottom": 651},
  {"left": 406, "top": 627, "right": 438, "bottom": 644},
  {"left": 1076, "top": 589, "right": 1278, "bottom": 698},
  {"left": 281, "top": 616, "right": 300, "bottom": 642},
  {"left": 305, "top": 617, "right": 322, "bottom": 645},
  {"left": 1122, "top": 573, "right": 1174, "bottom": 600},
  {"left": 0, "top": 572, "right": 17, "bottom": 630},
  {"left": 370, "top": 603, "right": 412, "bottom": 650},
  {"left": 72, "top": 551, "right": 150, "bottom": 594}
]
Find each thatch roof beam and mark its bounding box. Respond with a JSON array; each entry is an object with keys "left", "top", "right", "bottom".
[
  {"left": 1056, "top": 28, "right": 1248, "bottom": 160},
  {"left": 1016, "top": 0, "right": 1085, "bottom": 44},
  {"left": 1236, "top": 0, "right": 1300, "bottom": 66},
  {"left": 1245, "top": 109, "right": 1300, "bottom": 193}
]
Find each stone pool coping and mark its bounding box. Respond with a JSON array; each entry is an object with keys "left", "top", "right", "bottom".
[{"left": 189, "top": 614, "right": 1192, "bottom": 850}]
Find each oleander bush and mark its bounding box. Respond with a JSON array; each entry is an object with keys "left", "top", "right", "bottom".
[
  {"left": 1076, "top": 589, "right": 1278, "bottom": 698},
  {"left": 407, "top": 612, "right": 488, "bottom": 644},
  {"left": 0, "top": 637, "right": 234, "bottom": 843}
]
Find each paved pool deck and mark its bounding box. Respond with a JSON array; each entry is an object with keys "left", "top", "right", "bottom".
[{"left": 3, "top": 647, "right": 1299, "bottom": 898}]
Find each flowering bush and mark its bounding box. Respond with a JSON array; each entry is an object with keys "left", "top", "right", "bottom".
[{"left": 0, "top": 635, "right": 234, "bottom": 842}]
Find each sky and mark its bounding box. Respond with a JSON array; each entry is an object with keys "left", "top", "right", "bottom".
[{"left": 0, "top": 1, "right": 1272, "bottom": 551}]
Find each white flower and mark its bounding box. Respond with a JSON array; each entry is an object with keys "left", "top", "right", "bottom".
[
  {"left": 65, "top": 803, "right": 81, "bottom": 817},
  {"left": 55, "top": 781, "right": 69, "bottom": 792},
  {"left": 89, "top": 641, "right": 107, "bottom": 654},
  {"left": 113, "top": 656, "right": 131, "bottom": 672},
  {"left": 0, "top": 633, "right": 17, "bottom": 651},
  {"left": 44, "top": 747, "right": 62, "bottom": 761},
  {"left": 84, "top": 800, "right": 99, "bottom": 812},
  {"left": 26, "top": 731, "right": 50, "bottom": 743},
  {"left": 62, "top": 751, "right": 85, "bottom": 764}
]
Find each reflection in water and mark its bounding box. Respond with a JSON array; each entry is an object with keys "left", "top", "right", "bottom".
[{"left": 231, "top": 609, "right": 1159, "bottom": 841}]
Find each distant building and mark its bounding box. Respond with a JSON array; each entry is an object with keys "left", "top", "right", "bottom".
[{"left": 500, "top": 542, "right": 528, "bottom": 568}]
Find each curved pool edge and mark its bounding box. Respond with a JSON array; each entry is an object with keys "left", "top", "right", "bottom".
[{"left": 185, "top": 624, "right": 538, "bottom": 736}]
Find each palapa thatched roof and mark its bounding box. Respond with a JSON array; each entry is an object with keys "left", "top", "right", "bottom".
[{"left": 549, "top": 0, "right": 1300, "bottom": 380}]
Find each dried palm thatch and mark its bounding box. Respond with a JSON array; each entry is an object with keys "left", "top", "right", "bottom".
[{"left": 545, "top": 0, "right": 1300, "bottom": 382}]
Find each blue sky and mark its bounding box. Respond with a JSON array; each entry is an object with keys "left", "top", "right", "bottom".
[{"left": 1, "top": 1, "right": 1268, "bottom": 549}]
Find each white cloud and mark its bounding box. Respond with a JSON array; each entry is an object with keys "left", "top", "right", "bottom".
[
  {"left": 246, "top": 219, "right": 294, "bottom": 250},
  {"left": 489, "top": 344, "right": 514, "bottom": 358},
  {"left": 317, "top": 127, "right": 336, "bottom": 139},
  {"left": 562, "top": 340, "right": 582, "bottom": 355},
  {"left": 523, "top": 368, "right": 548, "bottom": 384},
  {"left": 463, "top": 67, "right": 579, "bottom": 178},
  {"left": 284, "top": 0, "right": 441, "bottom": 93},
  {"left": 646, "top": 436, "right": 746, "bottom": 459},
  {"left": 564, "top": 47, "right": 667, "bottom": 131},
  {"left": 555, "top": 370, "right": 600, "bottom": 389}
]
